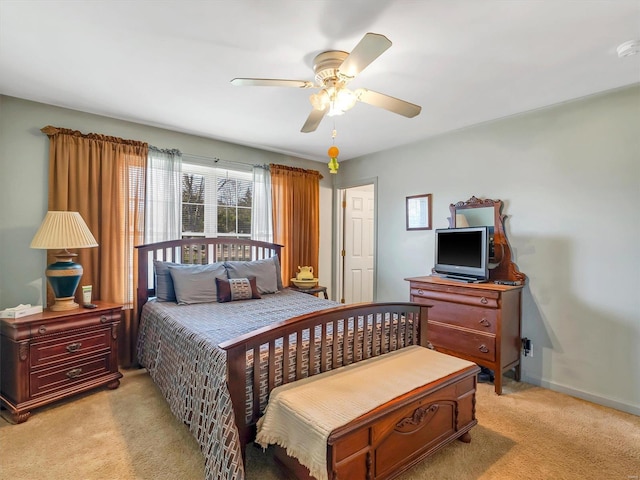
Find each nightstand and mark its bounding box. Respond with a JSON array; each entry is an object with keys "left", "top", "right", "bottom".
[
  {"left": 0, "top": 302, "right": 123, "bottom": 423},
  {"left": 288, "top": 285, "right": 329, "bottom": 299}
]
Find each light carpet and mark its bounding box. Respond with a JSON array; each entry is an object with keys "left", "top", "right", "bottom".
[{"left": 0, "top": 368, "right": 638, "bottom": 480}]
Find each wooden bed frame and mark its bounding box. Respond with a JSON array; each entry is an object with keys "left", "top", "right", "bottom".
[{"left": 135, "top": 238, "right": 477, "bottom": 478}]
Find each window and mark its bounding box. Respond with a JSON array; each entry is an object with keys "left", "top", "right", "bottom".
[{"left": 181, "top": 163, "right": 253, "bottom": 239}]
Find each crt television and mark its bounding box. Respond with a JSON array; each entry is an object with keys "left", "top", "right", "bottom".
[{"left": 434, "top": 226, "right": 489, "bottom": 281}]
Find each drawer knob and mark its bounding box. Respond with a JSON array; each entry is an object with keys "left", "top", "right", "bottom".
[
  {"left": 480, "top": 297, "right": 488, "bottom": 304},
  {"left": 38, "top": 326, "right": 47, "bottom": 334},
  {"left": 478, "top": 345, "right": 490, "bottom": 353},
  {"left": 417, "top": 289, "right": 424, "bottom": 295},
  {"left": 66, "top": 368, "right": 83, "bottom": 379},
  {"left": 479, "top": 318, "right": 491, "bottom": 327},
  {"left": 100, "top": 315, "right": 108, "bottom": 323},
  {"left": 66, "top": 342, "right": 82, "bottom": 353}
]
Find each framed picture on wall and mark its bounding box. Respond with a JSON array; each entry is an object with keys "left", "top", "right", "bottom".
[{"left": 406, "top": 194, "right": 432, "bottom": 230}]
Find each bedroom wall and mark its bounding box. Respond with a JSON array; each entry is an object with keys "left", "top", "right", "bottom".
[
  {"left": 0, "top": 95, "right": 334, "bottom": 310},
  {"left": 336, "top": 84, "right": 640, "bottom": 415}
]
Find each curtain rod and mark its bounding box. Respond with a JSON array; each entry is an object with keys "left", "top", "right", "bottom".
[{"left": 182, "top": 152, "right": 268, "bottom": 169}]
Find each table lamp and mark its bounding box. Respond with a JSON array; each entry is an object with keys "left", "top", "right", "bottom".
[{"left": 30, "top": 211, "right": 98, "bottom": 311}]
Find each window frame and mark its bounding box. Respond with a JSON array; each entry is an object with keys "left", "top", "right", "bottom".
[{"left": 181, "top": 162, "right": 253, "bottom": 239}]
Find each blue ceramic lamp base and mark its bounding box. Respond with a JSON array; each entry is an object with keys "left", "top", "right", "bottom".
[{"left": 46, "top": 250, "right": 83, "bottom": 311}]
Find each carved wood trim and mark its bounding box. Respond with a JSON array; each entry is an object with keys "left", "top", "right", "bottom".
[
  {"left": 396, "top": 403, "right": 440, "bottom": 433},
  {"left": 472, "top": 389, "right": 477, "bottom": 419},
  {"left": 19, "top": 342, "right": 28, "bottom": 361},
  {"left": 453, "top": 196, "right": 497, "bottom": 208},
  {"left": 2, "top": 409, "right": 31, "bottom": 424}
]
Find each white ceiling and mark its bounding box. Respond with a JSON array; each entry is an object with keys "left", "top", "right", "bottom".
[{"left": 1, "top": 0, "right": 639, "bottom": 162}]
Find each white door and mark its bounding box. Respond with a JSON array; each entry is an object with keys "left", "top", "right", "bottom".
[{"left": 342, "top": 185, "right": 375, "bottom": 304}]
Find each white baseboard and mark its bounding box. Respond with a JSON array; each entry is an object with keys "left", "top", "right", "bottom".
[{"left": 521, "top": 373, "right": 639, "bottom": 417}]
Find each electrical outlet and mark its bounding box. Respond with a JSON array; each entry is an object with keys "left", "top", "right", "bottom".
[{"left": 521, "top": 338, "right": 533, "bottom": 357}]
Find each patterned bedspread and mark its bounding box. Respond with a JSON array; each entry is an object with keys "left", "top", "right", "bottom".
[{"left": 136, "top": 289, "right": 339, "bottom": 480}]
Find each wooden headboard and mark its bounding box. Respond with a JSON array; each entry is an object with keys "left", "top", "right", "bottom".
[{"left": 134, "top": 238, "right": 283, "bottom": 319}]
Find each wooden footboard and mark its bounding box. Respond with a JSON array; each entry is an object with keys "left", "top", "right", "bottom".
[{"left": 219, "top": 302, "right": 430, "bottom": 458}]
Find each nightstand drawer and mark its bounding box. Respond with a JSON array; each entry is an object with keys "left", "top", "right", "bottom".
[
  {"left": 30, "top": 327, "right": 111, "bottom": 368},
  {"left": 29, "top": 311, "right": 120, "bottom": 339},
  {"left": 423, "top": 300, "right": 498, "bottom": 333},
  {"left": 428, "top": 322, "right": 496, "bottom": 363},
  {"left": 30, "top": 355, "right": 110, "bottom": 398}
]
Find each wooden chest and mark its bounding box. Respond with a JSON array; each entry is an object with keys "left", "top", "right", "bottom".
[{"left": 271, "top": 352, "right": 480, "bottom": 480}]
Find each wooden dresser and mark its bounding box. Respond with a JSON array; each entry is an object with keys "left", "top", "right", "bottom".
[
  {"left": 406, "top": 276, "right": 523, "bottom": 394},
  {"left": 0, "top": 302, "right": 122, "bottom": 423}
]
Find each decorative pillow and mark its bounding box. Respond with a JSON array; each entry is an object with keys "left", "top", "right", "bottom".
[
  {"left": 154, "top": 260, "right": 197, "bottom": 302},
  {"left": 167, "top": 263, "right": 228, "bottom": 305},
  {"left": 225, "top": 256, "right": 282, "bottom": 294},
  {"left": 216, "top": 277, "right": 261, "bottom": 303}
]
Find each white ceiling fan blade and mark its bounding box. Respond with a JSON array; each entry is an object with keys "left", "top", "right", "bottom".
[
  {"left": 356, "top": 89, "right": 421, "bottom": 118},
  {"left": 301, "top": 108, "right": 327, "bottom": 133},
  {"left": 338, "top": 33, "right": 392, "bottom": 80},
  {"left": 231, "top": 78, "right": 314, "bottom": 88}
]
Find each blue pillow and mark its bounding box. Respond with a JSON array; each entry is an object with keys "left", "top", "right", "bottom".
[
  {"left": 225, "top": 256, "right": 282, "bottom": 294},
  {"left": 165, "top": 263, "right": 227, "bottom": 304},
  {"left": 153, "top": 260, "right": 192, "bottom": 302}
]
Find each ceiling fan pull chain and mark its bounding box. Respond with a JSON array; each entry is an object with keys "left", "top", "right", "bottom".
[{"left": 328, "top": 125, "right": 340, "bottom": 174}]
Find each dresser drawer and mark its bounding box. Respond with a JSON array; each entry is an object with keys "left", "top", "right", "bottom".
[
  {"left": 30, "top": 327, "right": 111, "bottom": 369},
  {"left": 30, "top": 355, "right": 111, "bottom": 398},
  {"left": 422, "top": 299, "right": 497, "bottom": 333},
  {"left": 411, "top": 286, "right": 499, "bottom": 309},
  {"left": 428, "top": 322, "right": 496, "bottom": 363}
]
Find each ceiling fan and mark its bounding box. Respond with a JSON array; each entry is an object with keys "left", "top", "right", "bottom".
[{"left": 231, "top": 33, "right": 422, "bottom": 133}]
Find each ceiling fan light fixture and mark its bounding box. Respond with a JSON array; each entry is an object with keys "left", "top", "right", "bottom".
[
  {"left": 309, "top": 90, "right": 330, "bottom": 111},
  {"left": 309, "top": 87, "right": 357, "bottom": 116},
  {"left": 327, "top": 87, "right": 357, "bottom": 117}
]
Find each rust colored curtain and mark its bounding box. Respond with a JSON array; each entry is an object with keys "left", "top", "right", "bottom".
[
  {"left": 270, "top": 164, "right": 322, "bottom": 286},
  {"left": 41, "top": 126, "right": 147, "bottom": 367}
]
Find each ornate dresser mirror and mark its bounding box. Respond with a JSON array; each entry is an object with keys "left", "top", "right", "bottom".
[
  {"left": 449, "top": 196, "right": 526, "bottom": 283},
  {"left": 407, "top": 195, "right": 527, "bottom": 394}
]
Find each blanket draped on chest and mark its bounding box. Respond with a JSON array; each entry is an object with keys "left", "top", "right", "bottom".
[{"left": 256, "top": 345, "right": 476, "bottom": 480}]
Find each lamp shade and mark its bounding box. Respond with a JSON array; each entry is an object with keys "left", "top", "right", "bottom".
[
  {"left": 30, "top": 211, "right": 98, "bottom": 249},
  {"left": 30, "top": 211, "right": 98, "bottom": 311}
]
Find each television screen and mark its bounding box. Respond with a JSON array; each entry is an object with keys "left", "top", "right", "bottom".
[{"left": 434, "top": 226, "right": 489, "bottom": 281}]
